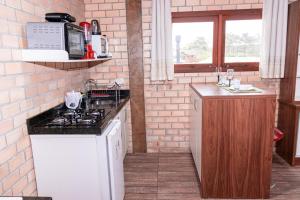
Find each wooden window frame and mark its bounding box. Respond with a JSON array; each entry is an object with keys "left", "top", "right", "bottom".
[{"left": 172, "top": 9, "right": 262, "bottom": 73}]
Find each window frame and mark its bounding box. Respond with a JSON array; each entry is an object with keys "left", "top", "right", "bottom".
[{"left": 172, "top": 9, "right": 263, "bottom": 73}]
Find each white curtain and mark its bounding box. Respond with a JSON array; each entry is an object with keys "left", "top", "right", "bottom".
[
  {"left": 151, "top": 0, "right": 174, "bottom": 81},
  {"left": 260, "top": 0, "right": 288, "bottom": 78}
]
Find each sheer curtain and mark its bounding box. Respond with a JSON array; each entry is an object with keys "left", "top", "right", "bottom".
[
  {"left": 260, "top": 0, "right": 288, "bottom": 78},
  {"left": 151, "top": 0, "right": 174, "bottom": 81}
]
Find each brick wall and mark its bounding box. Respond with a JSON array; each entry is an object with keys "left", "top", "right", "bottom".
[
  {"left": 84, "top": 0, "right": 133, "bottom": 152},
  {"left": 143, "top": 0, "right": 280, "bottom": 153},
  {"left": 84, "top": 0, "right": 280, "bottom": 153},
  {"left": 0, "top": 0, "right": 87, "bottom": 196},
  {"left": 0, "top": 0, "right": 282, "bottom": 197}
]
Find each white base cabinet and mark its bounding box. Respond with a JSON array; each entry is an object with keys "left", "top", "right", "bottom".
[
  {"left": 30, "top": 101, "right": 130, "bottom": 200},
  {"left": 190, "top": 88, "right": 202, "bottom": 181},
  {"left": 31, "top": 134, "right": 111, "bottom": 200}
]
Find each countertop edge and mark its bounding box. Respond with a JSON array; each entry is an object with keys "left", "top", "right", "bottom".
[{"left": 27, "top": 96, "right": 130, "bottom": 136}]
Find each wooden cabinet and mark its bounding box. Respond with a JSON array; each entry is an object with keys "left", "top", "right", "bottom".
[
  {"left": 190, "top": 84, "right": 276, "bottom": 199},
  {"left": 276, "top": 0, "right": 300, "bottom": 165}
]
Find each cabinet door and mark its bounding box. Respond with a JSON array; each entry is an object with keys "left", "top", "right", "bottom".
[
  {"left": 296, "top": 113, "right": 300, "bottom": 157},
  {"left": 122, "top": 104, "right": 129, "bottom": 159},
  {"left": 297, "top": 40, "right": 300, "bottom": 77},
  {"left": 190, "top": 91, "right": 197, "bottom": 163},
  {"left": 195, "top": 97, "right": 202, "bottom": 181},
  {"left": 107, "top": 120, "right": 125, "bottom": 200},
  {"left": 296, "top": 78, "right": 300, "bottom": 101},
  {"left": 114, "top": 102, "right": 129, "bottom": 160},
  {"left": 296, "top": 40, "right": 300, "bottom": 100},
  {"left": 119, "top": 106, "right": 127, "bottom": 160}
]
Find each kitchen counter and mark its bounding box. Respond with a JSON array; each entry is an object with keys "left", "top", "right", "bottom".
[
  {"left": 190, "top": 83, "right": 276, "bottom": 98},
  {"left": 190, "top": 84, "right": 276, "bottom": 199},
  {"left": 27, "top": 90, "right": 130, "bottom": 135}
]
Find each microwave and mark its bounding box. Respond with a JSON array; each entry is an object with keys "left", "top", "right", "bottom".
[
  {"left": 91, "top": 35, "right": 109, "bottom": 57},
  {"left": 26, "top": 22, "right": 85, "bottom": 59}
]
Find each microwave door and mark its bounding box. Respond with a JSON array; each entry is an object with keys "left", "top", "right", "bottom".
[{"left": 67, "top": 28, "right": 85, "bottom": 59}]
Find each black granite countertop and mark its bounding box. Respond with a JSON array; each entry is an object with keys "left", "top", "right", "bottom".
[{"left": 27, "top": 90, "right": 130, "bottom": 135}]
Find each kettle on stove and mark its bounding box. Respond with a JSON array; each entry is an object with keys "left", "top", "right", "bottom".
[{"left": 65, "top": 91, "right": 82, "bottom": 109}]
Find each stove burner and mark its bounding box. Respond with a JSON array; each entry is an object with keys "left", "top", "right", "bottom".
[
  {"left": 89, "top": 109, "right": 105, "bottom": 118},
  {"left": 48, "top": 117, "right": 70, "bottom": 126},
  {"left": 47, "top": 108, "right": 109, "bottom": 127},
  {"left": 64, "top": 110, "right": 79, "bottom": 117},
  {"left": 76, "top": 116, "right": 96, "bottom": 125}
]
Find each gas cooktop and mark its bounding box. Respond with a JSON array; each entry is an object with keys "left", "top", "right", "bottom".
[
  {"left": 27, "top": 90, "right": 130, "bottom": 135},
  {"left": 46, "top": 108, "right": 109, "bottom": 127}
]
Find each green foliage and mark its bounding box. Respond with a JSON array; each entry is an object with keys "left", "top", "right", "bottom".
[
  {"left": 181, "top": 37, "right": 211, "bottom": 63},
  {"left": 225, "top": 33, "right": 261, "bottom": 57}
]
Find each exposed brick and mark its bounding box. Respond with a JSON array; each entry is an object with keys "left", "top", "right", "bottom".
[
  {"left": 2, "top": 169, "right": 20, "bottom": 191},
  {"left": 90, "top": 0, "right": 274, "bottom": 156},
  {"left": 186, "top": 0, "right": 200, "bottom": 6},
  {"left": 0, "top": 145, "right": 17, "bottom": 165},
  {"left": 8, "top": 152, "right": 25, "bottom": 172},
  {"left": 1, "top": 102, "right": 20, "bottom": 119},
  {"left": 0, "top": 119, "right": 14, "bottom": 134},
  {"left": 85, "top": 4, "right": 99, "bottom": 11},
  {"left": 6, "top": 0, "right": 21, "bottom": 9},
  {"left": 172, "top": 0, "right": 186, "bottom": 6},
  {"left": 0, "top": 0, "right": 87, "bottom": 195},
  {"left": 0, "top": 164, "right": 9, "bottom": 180},
  {"left": 12, "top": 176, "right": 27, "bottom": 195}
]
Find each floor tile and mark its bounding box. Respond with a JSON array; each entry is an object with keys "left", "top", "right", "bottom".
[{"left": 124, "top": 153, "right": 300, "bottom": 199}]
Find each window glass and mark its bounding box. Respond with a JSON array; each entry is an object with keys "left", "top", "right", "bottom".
[
  {"left": 172, "top": 22, "right": 214, "bottom": 64},
  {"left": 225, "top": 19, "right": 262, "bottom": 63}
]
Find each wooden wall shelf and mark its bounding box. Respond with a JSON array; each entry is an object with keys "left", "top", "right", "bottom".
[{"left": 21, "top": 49, "right": 112, "bottom": 69}]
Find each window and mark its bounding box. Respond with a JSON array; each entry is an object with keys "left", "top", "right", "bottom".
[
  {"left": 172, "top": 9, "right": 262, "bottom": 73},
  {"left": 173, "top": 22, "right": 214, "bottom": 64}
]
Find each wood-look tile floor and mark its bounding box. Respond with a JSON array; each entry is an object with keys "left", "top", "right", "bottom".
[{"left": 124, "top": 153, "right": 300, "bottom": 200}]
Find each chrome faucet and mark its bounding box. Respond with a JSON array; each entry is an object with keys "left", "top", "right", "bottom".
[
  {"left": 209, "top": 65, "right": 222, "bottom": 83},
  {"left": 85, "top": 79, "right": 97, "bottom": 92}
]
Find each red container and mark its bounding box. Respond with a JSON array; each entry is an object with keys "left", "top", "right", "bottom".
[
  {"left": 79, "top": 22, "right": 91, "bottom": 43},
  {"left": 84, "top": 44, "right": 95, "bottom": 59}
]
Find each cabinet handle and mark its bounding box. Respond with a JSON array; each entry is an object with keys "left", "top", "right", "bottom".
[{"left": 194, "top": 100, "right": 198, "bottom": 111}]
